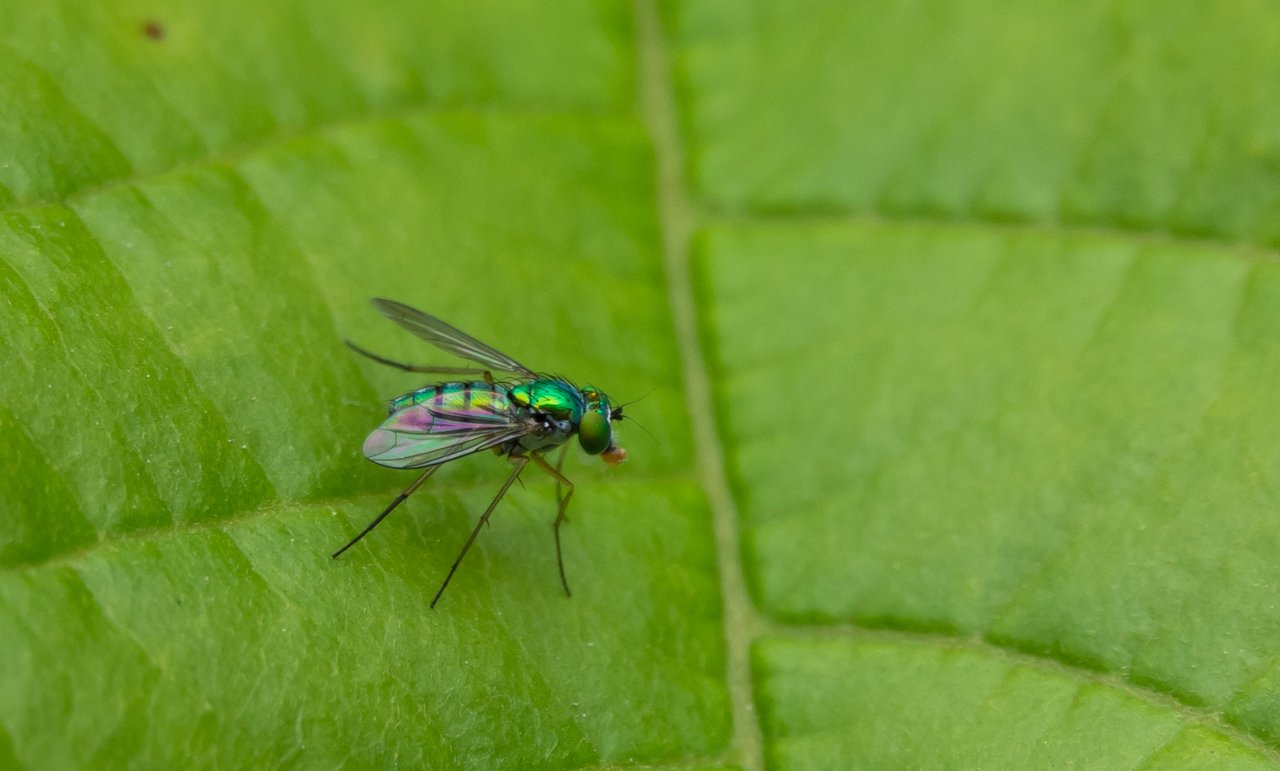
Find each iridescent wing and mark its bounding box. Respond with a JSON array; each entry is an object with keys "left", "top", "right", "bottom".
[
  {"left": 371, "top": 298, "right": 536, "bottom": 377},
  {"left": 362, "top": 385, "right": 533, "bottom": 469}
]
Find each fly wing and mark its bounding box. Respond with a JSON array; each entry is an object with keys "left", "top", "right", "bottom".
[
  {"left": 363, "top": 404, "right": 532, "bottom": 469},
  {"left": 363, "top": 381, "right": 535, "bottom": 469},
  {"left": 371, "top": 298, "right": 536, "bottom": 376}
]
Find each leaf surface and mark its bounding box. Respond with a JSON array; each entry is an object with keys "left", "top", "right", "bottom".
[{"left": 5, "top": 1, "right": 1280, "bottom": 769}]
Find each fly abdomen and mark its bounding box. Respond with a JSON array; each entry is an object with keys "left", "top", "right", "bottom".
[{"left": 389, "top": 381, "right": 503, "bottom": 415}]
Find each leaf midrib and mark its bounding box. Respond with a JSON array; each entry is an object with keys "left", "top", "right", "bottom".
[{"left": 636, "top": 3, "right": 766, "bottom": 770}]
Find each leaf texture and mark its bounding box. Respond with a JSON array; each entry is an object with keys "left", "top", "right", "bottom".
[{"left": 4, "top": 1, "right": 1280, "bottom": 769}]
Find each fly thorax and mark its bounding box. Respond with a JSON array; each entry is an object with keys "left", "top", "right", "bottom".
[{"left": 509, "top": 380, "right": 583, "bottom": 419}]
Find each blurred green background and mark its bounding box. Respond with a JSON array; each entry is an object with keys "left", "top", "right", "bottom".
[{"left": 3, "top": 1, "right": 1280, "bottom": 769}]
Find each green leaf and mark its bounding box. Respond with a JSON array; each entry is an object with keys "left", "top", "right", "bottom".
[{"left": 5, "top": 0, "right": 1280, "bottom": 769}]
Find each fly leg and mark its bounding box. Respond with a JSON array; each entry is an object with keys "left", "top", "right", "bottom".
[
  {"left": 529, "top": 451, "right": 576, "bottom": 598},
  {"left": 332, "top": 466, "right": 439, "bottom": 558},
  {"left": 431, "top": 456, "right": 529, "bottom": 608},
  {"left": 345, "top": 340, "right": 493, "bottom": 378},
  {"left": 552, "top": 443, "right": 570, "bottom": 510}
]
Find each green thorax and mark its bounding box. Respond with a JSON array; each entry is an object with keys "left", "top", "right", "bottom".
[{"left": 508, "top": 379, "right": 585, "bottom": 421}]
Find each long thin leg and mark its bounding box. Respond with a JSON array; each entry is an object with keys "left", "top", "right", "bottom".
[
  {"left": 332, "top": 466, "right": 439, "bottom": 558},
  {"left": 430, "top": 456, "right": 529, "bottom": 608},
  {"left": 346, "top": 340, "right": 494, "bottom": 379},
  {"left": 529, "top": 452, "right": 576, "bottom": 598},
  {"left": 552, "top": 443, "right": 570, "bottom": 509}
]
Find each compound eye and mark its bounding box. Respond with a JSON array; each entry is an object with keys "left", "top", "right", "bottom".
[{"left": 578, "top": 409, "right": 612, "bottom": 455}]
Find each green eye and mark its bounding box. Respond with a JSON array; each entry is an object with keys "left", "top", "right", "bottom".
[{"left": 578, "top": 409, "right": 611, "bottom": 455}]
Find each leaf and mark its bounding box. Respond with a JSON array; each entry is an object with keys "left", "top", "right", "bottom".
[{"left": 4, "top": 1, "right": 1280, "bottom": 770}]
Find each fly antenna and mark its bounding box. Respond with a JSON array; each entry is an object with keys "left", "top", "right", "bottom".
[
  {"left": 621, "top": 415, "right": 656, "bottom": 444},
  {"left": 610, "top": 388, "right": 656, "bottom": 443},
  {"left": 614, "top": 387, "right": 655, "bottom": 411}
]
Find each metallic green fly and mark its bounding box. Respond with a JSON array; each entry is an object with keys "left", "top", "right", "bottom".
[{"left": 334, "top": 298, "right": 628, "bottom": 607}]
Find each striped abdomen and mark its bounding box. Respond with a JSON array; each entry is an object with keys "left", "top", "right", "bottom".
[{"left": 390, "top": 381, "right": 510, "bottom": 417}]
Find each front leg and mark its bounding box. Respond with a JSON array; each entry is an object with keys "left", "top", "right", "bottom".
[
  {"left": 529, "top": 451, "right": 576, "bottom": 598},
  {"left": 552, "top": 443, "right": 570, "bottom": 511}
]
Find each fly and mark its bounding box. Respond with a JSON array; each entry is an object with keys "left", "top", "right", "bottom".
[{"left": 334, "top": 298, "right": 628, "bottom": 608}]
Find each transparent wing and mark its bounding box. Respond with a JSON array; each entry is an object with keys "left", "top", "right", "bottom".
[
  {"left": 371, "top": 298, "right": 536, "bottom": 376},
  {"left": 362, "top": 403, "right": 533, "bottom": 469}
]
